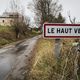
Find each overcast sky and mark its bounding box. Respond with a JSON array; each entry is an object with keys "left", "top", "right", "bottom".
[
  {"left": 0, "top": 0, "right": 80, "bottom": 23},
  {"left": 60, "top": 0, "right": 80, "bottom": 23}
]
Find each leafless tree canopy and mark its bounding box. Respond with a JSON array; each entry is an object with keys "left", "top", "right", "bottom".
[
  {"left": 9, "top": 0, "right": 30, "bottom": 38},
  {"left": 68, "top": 11, "right": 76, "bottom": 24},
  {"left": 33, "top": 0, "right": 62, "bottom": 23}
]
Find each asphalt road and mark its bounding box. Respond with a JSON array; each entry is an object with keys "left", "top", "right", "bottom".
[{"left": 0, "top": 36, "right": 40, "bottom": 80}]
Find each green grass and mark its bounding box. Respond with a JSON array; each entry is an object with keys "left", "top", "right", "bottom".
[
  {"left": 0, "top": 38, "right": 10, "bottom": 46},
  {"left": 0, "top": 25, "right": 15, "bottom": 47},
  {"left": 0, "top": 25, "right": 13, "bottom": 32}
]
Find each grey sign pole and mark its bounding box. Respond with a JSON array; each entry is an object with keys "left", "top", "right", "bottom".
[{"left": 55, "top": 39, "right": 62, "bottom": 59}]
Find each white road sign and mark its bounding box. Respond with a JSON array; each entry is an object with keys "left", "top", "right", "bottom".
[{"left": 43, "top": 24, "right": 80, "bottom": 38}]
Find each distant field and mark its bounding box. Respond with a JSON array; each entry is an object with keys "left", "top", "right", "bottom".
[{"left": 0, "top": 25, "right": 15, "bottom": 47}]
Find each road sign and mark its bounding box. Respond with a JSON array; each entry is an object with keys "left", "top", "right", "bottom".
[{"left": 43, "top": 24, "right": 80, "bottom": 38}]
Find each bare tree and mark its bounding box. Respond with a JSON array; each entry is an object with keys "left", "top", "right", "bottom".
[
  {"left": 33, "top": 0, "right": 62, "bottom": 25},
  {"left": 10, "top": 0, "right": 30, "bottom": 38},
  {"left": 68, "top": 11, "right": 76, "bottom": 24}
]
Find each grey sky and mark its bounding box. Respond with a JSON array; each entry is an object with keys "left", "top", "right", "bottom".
[
  {"left": 0, "top": 0, "right": 80, "bottom": 23},
  {"left": 60, "top": 0, "right": 80, "bottom": 23}
]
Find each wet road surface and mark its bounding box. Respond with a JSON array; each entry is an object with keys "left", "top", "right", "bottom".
[{"left": 0, "top": 36, "right": 40, "bottom": 80}]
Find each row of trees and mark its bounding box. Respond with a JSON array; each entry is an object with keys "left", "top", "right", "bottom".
[
  {"left": 9, "top": 0, "right": 79, "bottom": 39},
  {"left": 33, "top": 0, "right": 65, "bottom": 27},
  {"left": 9, "top": 0, "right": 65, "bottom": 38}
]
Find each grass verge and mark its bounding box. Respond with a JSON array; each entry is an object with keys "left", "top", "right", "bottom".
[
  {"left": 27, "top": 38, "right": 80, "bottom": 80},
  {"left": 28, "top": 38, "right": 57, "bottom": 80}
]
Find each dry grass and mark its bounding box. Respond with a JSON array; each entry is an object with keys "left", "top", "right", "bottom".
[
  {"left": 59, "top": 39, "right": 80, "bottom": 80},
  {"left": 28, "top": 38, "right": 56, "bottom": 80},
  {"left": 27, "top": 38, "right": 80, "bottom": 80}
]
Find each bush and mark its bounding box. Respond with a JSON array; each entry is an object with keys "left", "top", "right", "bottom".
[{"left": 0, "top": 38, "right": 10, "bottom": 46}]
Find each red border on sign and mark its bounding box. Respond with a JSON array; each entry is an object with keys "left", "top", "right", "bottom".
[{"left": 44, "top": 24, "right": 80, "bottom": 38}]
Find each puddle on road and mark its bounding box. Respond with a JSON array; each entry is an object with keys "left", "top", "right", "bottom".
[
  {"left": 0, "top": 45, "right": 28, "bottom": 80},
  {"left": 0, "top": 56, "right": 5, "bottom": 59},
  {"left": 0, "top": 54, "right": 16, "bottom": 80},
  {"left": 16, "top": 45, "right": 28, "bottom": 52}
]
